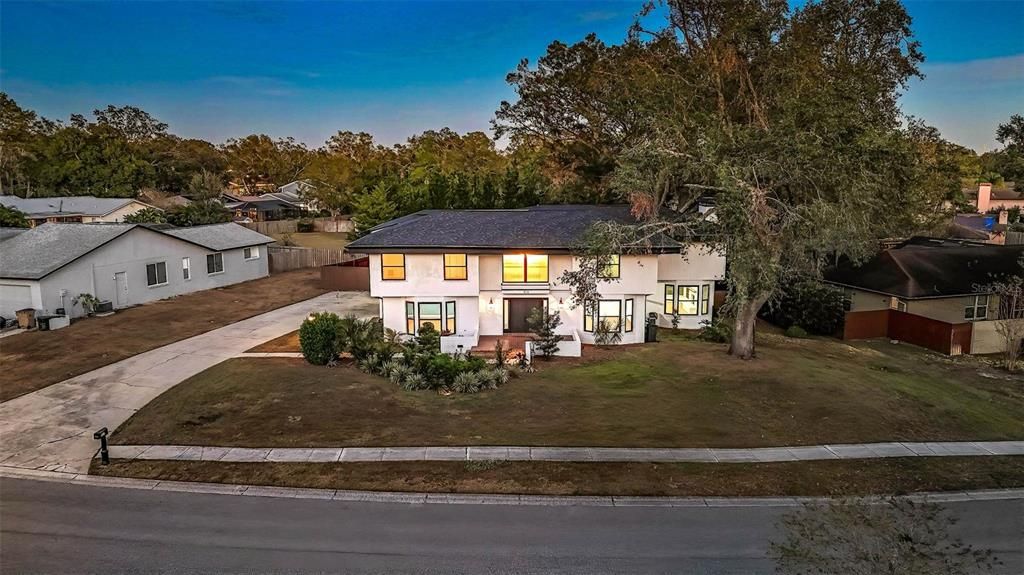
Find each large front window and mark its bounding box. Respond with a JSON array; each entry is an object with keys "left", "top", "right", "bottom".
[
  {"left": 677, "top": 286, "right": 699, "bottom": 315},
  {"left": 381, "top": 254, "right": 405, "bottom": 280},
  {"left": 502, "top": 254, "right": 548, "bottom": 283},
  {"left": 146, "top": 262, "right": 167, "bottom": 287},
  {"left": 418, "top": 302, "right": 442, "bottom": 332},
  {"left": 597, "top": 300, "right": 622, "bottom": 332},
  {"left": 206, "top": 253, "right": 224, "bottom": 274}
]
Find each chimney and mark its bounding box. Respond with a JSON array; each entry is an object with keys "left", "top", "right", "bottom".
[
  {"left": 999, "top": 209, "right": 1009, "bottom": 225},
  {"left": 977, "top": 182, "right": 992, "bottom": 213}
]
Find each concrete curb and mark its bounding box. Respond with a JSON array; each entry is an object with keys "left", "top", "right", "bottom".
[{"left": 3, "top": 466, "right": 1022, "bottom": 507}]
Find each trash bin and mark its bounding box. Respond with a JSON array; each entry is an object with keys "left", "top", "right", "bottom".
[
  {"left": 15, "top": 308, "right": 35, "bottom": 329},
  {"left": 645, "top": 312, "right": 658, "bottom": 343}
]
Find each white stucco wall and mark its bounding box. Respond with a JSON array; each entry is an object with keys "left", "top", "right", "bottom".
[
  {"left": 29, "top": 227, "right": 269, "bottom": 318},
  {"left": 369, "top": 253, "right": 480, "bottom": 298},
  {"left": 970, "top": 320, "right": 1016, "bottom": 355},
  {"left": 845, "top": 288, "right": 893, "bottom": 313}
]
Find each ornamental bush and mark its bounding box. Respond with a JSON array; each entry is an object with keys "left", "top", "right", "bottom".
[
  {"left": 763, "top": 281, "right": 846, "bottom": 336},
  {"left": 299, "top": 312, "right": 342, "bottom": 365}
]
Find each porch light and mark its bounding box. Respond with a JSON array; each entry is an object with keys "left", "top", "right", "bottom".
[{"left": 487, "top": 298, "right": 496, "bottom": 309}]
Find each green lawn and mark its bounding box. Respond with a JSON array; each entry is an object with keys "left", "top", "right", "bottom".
[{"left": 111, "top": 332, "right": 1024, "bottom": 448}]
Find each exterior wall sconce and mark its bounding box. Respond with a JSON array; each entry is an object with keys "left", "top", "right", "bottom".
[{"left": 487, "top": 298, "right": 495, "bottom": 310}]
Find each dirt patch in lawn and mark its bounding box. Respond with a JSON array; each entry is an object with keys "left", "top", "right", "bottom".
[
  {"left": 247, "top": 330, "right": 301, "bottom": 353},
  {"left": 0, "top": 269, "right": 327, "bottom": 402},
  {"left": 92, "top": 456, "right": 1024, "bottom": 497},
  {"left": 112, "top": 332, "right": 1024, "bottom": 448}
]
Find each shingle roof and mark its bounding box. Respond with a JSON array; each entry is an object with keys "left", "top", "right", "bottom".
[
  {"left": 0, "top": 196, "right": 155, "bottom": 217},
  {"left": 825, "top": 237, "right": 1024, "bottom": 298},
  {"left": 0, "top": 222, "right": 273, "bottom": 280},
  {"left": 0, "top": 227, "right": 28, "bottom": 243},
  {"left": 0, "top": 223, "right": 137, "bottom": 279},
  {"left": 347, "top": 205, "right": 683, "bottom": 253},
  {"left": 160, "top": 223, "right": 274, "bottom": 251}
]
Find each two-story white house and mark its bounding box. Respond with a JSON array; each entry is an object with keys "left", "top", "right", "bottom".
[{"left": 346, "top": 205, "right": 726, "bottom": 356}]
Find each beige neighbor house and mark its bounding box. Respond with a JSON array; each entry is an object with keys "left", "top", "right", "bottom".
[
  {"left": 0, "top": 196, "right": 159, "bottom": 227},
  {"left": 966, "top": 182, "right": 1024, "bottom": 213},
  {"left": 345, "top": 205, "right": 727, "bottom": 358},
  {"left": 825, "top": 237, "right": 1024, "bottom": 356}
]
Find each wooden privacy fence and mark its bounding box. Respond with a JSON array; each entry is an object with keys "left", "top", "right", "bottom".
[
  {"left": 1006, "top": 231, "right": 1024, "bottom": 246},
  {"left": 240, "top": 217, "right": 355, "bottom": 236},
  {"left": 268, "top": 246, "right": 361, "bottom": 273}
]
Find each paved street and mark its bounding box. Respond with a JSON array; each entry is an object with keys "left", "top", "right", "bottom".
[
  {"left": 2, "top": 478, "right": 1021, "bottom": 574},
  {"left": 0, "top": 292, "right": 376, "bottom": 474}
]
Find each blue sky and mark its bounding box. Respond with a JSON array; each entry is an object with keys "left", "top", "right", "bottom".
[{"left": 1, "top": 1, "right": 1021, "bottom": 151}]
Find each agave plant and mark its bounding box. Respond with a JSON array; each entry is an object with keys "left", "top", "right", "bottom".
[
  {"left": 379, "top": 360, "right": 397, "bottom": 378},
  {"left": 401, "top": 372, "right": 429, "bottom": 391},
  {"left": 491, "top": 368, "right": 511, "bottom": 387},
  {"left": 451, "top": 371, "right": 482, "bottom": 394},
  {"left": 358, "top": 353, "right": 381, "bottom": 374},
  {"left": 389, "top": 364, "right": 411, "bottom": 385}
]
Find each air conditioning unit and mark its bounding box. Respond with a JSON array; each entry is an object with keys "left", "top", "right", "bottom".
[{"left": 95, "top": 300, "right": 114, "bottom": 314}]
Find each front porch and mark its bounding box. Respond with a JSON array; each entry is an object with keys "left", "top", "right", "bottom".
[{"left": 470, "top": 332, "right": 580, "bottom": 358}]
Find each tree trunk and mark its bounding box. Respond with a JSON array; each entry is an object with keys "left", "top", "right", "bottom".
[{"left": 728, "top": 293, "right": 770, "bottom": 359}]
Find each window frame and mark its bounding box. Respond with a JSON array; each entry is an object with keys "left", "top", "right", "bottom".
[
  {"left": 206, "top": 252, "right": 224, "bottom": 275},
  {"left": 624, "top": 298, "right": 634, "bottom": 332},
  {"left": 445, "top": 301, "right": 457, "bottom": 334},
  {"left": 965, "top": 295, "right": 989, "bottom": 321},
  {"left": 443, "top": 253, "right": 468, "bottom": 281},
  {"left": 677, "top": 285, "right": 699, "bottom": 316},
  {"left": 664, "top": 285, "right": 675, "bottom": 314},
  {"left": 598, "top": 255, "right": 620, "bottom": 279},
  {"left": 182, "top": 257, "right": 191, "bottom": 281},
  {"left": 417, "top": 302, "right": 443, "bottom": 333},
  {"left": 890, "top": 297, "right": 907, "bottom": 312},
  {"left": 146, "top": 261, "right": 168, "bottom": 288},
  {"left": 700, "top": 284, "right": 710, "bottom": 315},
  {"left": 405, "top": 302, "right": 416, "bottom": 334},
  {"left": 597, "top": 299, "right": 622, "bottom": 332},
  {"left": 243, "top": 246, "right": 260, "bottom": 260},
  {"left": 502, "top": 254, "right": 549, "bottom": 283},
  {"left": 381, "top": 254, "right": 406, "bottom": 281}
]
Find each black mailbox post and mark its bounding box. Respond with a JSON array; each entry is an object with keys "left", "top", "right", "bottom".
[{"left": 94, "top": 427, "right": 109, "bottom": 465}]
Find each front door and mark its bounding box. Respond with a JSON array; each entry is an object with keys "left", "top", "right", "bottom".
[
  {"left": 505, "top": 298, "right": 545, "bottom": 333},
  {"left": 114, "top": 272, "right": 128, "bottom": 308}
]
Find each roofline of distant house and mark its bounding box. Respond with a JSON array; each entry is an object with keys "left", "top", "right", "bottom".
[
  {"left": 349, "top": 245, "right": 684, "bottom": 255},
  {"left": 821, "top": 279, "right": 993, "bottom": 300}
]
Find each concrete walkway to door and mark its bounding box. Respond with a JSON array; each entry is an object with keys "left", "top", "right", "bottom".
[{"left": 0, "top": 292, "right": 377, "bottom": 474}]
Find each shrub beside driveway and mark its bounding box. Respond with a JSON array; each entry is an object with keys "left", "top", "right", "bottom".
[{"left": 0, "top": 269, "right": 329, "bottom": 402}]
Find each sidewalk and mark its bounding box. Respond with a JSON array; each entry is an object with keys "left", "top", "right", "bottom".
[
  {"left": 0, "top": 292, "right": 377, "bottom": 474},
  {"left": 108, "top": 440, "right": 1024, "bottom": 464}
]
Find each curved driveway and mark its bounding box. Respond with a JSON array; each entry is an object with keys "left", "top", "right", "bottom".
[{"left": 0, "top": 292, "right": 377, "bottom": 473}]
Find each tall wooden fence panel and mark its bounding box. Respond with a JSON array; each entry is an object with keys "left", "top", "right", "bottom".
[
  {"left": 268, "top": 246, "right": 360, "bottom": 273},
  {"left": 1006, "top": 231, "right": 1024, "bottom": 245}
]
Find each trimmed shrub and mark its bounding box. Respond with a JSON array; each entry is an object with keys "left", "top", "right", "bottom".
[
  {"left": 763, "top": 281, "right": 846, "bottom": 335},
  {"left": 299, "top": 312, "right": 342, "bottom": 365},
  {"left": 697, "top": 318, "right": 733, "bottom": 343},
  {"left": 785, "top": 325, "right": 809, "bottom": 338}
]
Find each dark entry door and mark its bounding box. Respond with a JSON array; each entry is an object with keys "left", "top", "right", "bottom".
[{"left": 505, "top": 298, "right": 546, "bottom": 333}]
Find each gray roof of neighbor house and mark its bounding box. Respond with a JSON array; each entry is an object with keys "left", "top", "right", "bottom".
[
  {"left": 160, "top": 222, "right": 275, "bottom": 251},
  {"left": 0, "top": 223, "right": 273, "bottom": 280},
  {"left": 0, "top": 227, "right": 28, "bottom": 243},
  {"left": 0, "top": 196, "right": 157, "bottom": 218},
  {"left": 825, "top": 237, "right": 1024, "bottom": 299},
  {"left": 346, "top": 205, "right": 684, "bottom": 253},
  {"left": 0, "top": 223, "right": 138, "bottom": 280}
]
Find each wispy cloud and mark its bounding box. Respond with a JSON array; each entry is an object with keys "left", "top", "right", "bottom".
[
  {"left": 578, "top": 10, "right": 621, "bottom": 23},
  {"left": 918, "top": 54, "right": 1024, "bottom": 86},
  {"left": 203, "top": 75, "right": 298, "bottom": 97}
]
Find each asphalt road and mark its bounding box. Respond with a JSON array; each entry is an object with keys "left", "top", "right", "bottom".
[{"left": 1, "top": 479, "right": 1021, "bottom": 574}]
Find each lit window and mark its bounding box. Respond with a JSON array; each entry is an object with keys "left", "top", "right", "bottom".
[
  {"left": 206, "top": 253, "right": 224, "bottom": 274},
  {"left": 444, "top": 254, "right": 467, "bottom": 280},
  {"left": 418, "top": 302, "right": 442, "bottom": 332},
  {"left": 678, "top": 286, "right": 699, "bottom": 315},
  {"left": 597, "top": 300, "right": 621, "bottom": 332},
  {"left": 624, "top": 298, "right": 633, "bottom": 332},
  {"left": 502, "top": 254, "right": 548, "bottom": 283},
  {"left": 965, "top": 295, "right": 989, "bottom": 321},
  {"left": 445, "top": 301, "right": 457, "bottom": 333},
  {"left": 381, "top": 254, "right": 405, "bottom": 280},
  {"left": 182, "top": 257, "right": 191, "bottom": 281},
  {"left": 599, "top": 255, "right": 620, "bottom": 279},
  {"left": 406, "top": 302, "right": 416, "bottom": 334},
  {"left": 243, "top": 246, "right": 260, "bottom": 260},
  {"left": 700, "top": 285, "right": 710, "bottom": 315},
  {"left": 664, "top": 285, "right": 675, "bottom": 314},
  {"left": 146, "top": 262, "right": 167, "bottom": 287},
  {"left": 584, "top": 302, "right": 594, "bottom": 332}
]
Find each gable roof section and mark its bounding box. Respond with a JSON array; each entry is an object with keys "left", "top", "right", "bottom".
[
  {"left": 161, "top": 222, "right": 274, "bottom": 251},
  {"left": 0, "top": 196, "right": 158, "bottom": 218},
  {"left": 348, "top": 205, "right": 683, "bottom": 253},
  {"left": 825, "top": 237, "right": 1024, "bottom": 299},
  {"left": 0, "top": 223, "right": 138, "bottom": 280}
]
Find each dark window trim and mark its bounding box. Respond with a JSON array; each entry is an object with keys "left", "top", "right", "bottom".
[
  {"left": 664, "top": 285, "right": 675, "bottom": 314},
  {"left": 700, "top": 284, "right": 710, "bottom": 315},
  {"left": 417, "top": 301, "right": 442, "bottom": 332},
  {"left": 445, "top": 301, "right": 457, "bottom": 333},
  {"left": 443, "top": 253, "right": 468, "bottom": 281},
  {"left": 597, "top": 299, "right": 622, "bottom": 333},
  {"left": 501, "top": 254, "right": 550, "bottom": 283},
  {"left": 381, "top": 253, "right": 406, "bottom": 281},
  {"left": 598, "top": 254, "right": 620, "bottom": 279},
  {"left": 206, "top": 252, "right": 224, "bottom": 275},
  {"left": 146, "top": 261, "right": 168, "bottom": 287},
  {"left": 625, "top": 298, "right": 634, "bottom": 332}
]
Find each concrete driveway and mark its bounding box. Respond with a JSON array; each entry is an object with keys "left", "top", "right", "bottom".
[{"left": 0, "top": 291, "right": 377, "bottom": 474}]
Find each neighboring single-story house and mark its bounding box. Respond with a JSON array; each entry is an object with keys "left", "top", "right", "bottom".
[
  {"left": 345, "top": 205, "right": 727, "bottom": 356},
  {"left": 0, "top": 222, "right": 273, "bottom": 319},
  {"left": 0, "top": 196, "right": 160, "bottom": 227},
  {"left": 966, "top": 182, "right": 1024, "bottom": 213},
  {"left": 273, "top": 180, "right": 316, "bottom": 211},
  {"left": 221, "top": 192, "right": 304, "bottom": 222},
  {"left": 825, "top": 237, "right": 1024, "bottom": 355}
]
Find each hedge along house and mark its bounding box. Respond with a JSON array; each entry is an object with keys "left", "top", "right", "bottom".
[
  {"left": 0, "top": 222, "right": 273, "bottom": 320},
  {"left": 345, "top": 205, "right": 726, "bottom": 356},
  {"left": 825, "top": 237, "right": 1024, "bottom": 356}
]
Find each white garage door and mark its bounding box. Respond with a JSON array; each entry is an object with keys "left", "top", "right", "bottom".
[{"left": 0, "top": 283, "right": 35, "bottom": 319}]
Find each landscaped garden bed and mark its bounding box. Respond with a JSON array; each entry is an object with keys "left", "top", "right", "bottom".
[
  {"left": 90, "top": 456, "right": 1024, "bottom": 497},
  {"left": 110, "top": 333, "right": 1024, "bottom": 449}
]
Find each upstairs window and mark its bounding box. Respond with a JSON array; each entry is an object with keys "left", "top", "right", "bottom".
[
  {"left": 598, "top": 255, "right": 620, "bottom": 279},
  {"left": 206, "top": 253, "right": 224, "bottom": 275},
  {"left": 146, "top": 262, "right": 167, "bottom": 287},
  {"left": 444, "top": 254, "right": 467, "bottom": 280},
  {"left": 502, "top": 254, "right": 548, "bottom": 283},
  {"left": 381, "top": 254, "right": 405, "bottom": 280}
]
